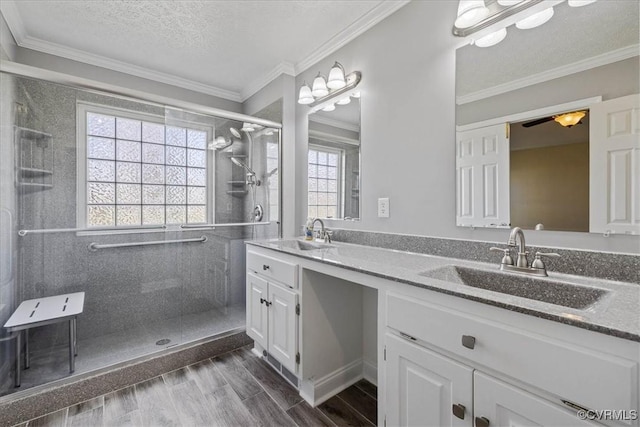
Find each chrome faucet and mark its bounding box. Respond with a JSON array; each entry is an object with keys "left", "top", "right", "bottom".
[
  {"left": 490, "top": 227, "right": 560, "bottom": 277},
  {"left": 312, "top": 218, "right": 332, "bottom": 243},
  {"left": 508, "top": 226, "right": 528, "bottom": 268}
]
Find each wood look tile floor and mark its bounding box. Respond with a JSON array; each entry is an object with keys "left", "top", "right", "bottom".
[{"left": 17, "top": 346, "right": 378, "bottom": 427}]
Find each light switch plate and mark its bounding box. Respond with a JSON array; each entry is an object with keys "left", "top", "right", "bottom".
[{"left": 378, "top": 198, "right": 390, "bottom": 218}]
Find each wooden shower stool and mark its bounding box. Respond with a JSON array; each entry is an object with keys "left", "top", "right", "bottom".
[{"left": 3, "top": 292, "right": 85, "bottom": 387}]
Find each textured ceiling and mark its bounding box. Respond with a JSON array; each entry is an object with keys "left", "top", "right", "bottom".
[
  {"left": 457, "top": 0, "right": 639, "bottom": 97},
  {"left": 3, "top": 0, "right": 403, "bottom": 101}
]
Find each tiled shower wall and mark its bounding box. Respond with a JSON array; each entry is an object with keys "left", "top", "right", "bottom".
[{"left": 9, "top": 75, "right": 263, "bottom": 352}]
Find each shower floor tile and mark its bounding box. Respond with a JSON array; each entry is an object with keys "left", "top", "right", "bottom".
[{"left": 2, "top": 304, "right": 245, "bottom": 396}]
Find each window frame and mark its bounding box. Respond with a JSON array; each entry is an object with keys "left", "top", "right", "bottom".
[
  {"left": 307, "top": 144, "right": 344, "bottom": 219},
  {"left": 76, "top": 101, "right": 214, "bottom": 234}
]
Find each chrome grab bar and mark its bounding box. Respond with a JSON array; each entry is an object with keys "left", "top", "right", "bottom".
[
  {"left": 180, "top": 222, "right": 272, "bottom": 228},
  {"left": 88, "top": 236, "right": 207, "bottom": 251},
  {"left": 19, "top": 225, "right": 167, "bottom": 236}
]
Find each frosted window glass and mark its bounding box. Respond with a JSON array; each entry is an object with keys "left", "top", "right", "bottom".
[
  {"left": 187, "top": 205, "right": 206, "bottom": 223},
  {"left": 318, "top": 152, "right": 328, "bottom": 164},
  {"left": 308, "top": 206, "right": 317, "bottom": 218},
  {"left": 116, "top": 162, "right": 141, "bottom": 183},
  {"left": 87, "top": 113, "right": 115, "bottom": 137},
  {"left": 308, "top": 192, "right": 317, "bottom": 205},
  {"left": 318, "top": 179, "right": 328, "bottom": 192},
  {"left": 116, "top": 140, "right": 141, "bottom": 162},
  {"left": 318, "top": 166, "right": 328, "bottom": 178},
  {"left": 116, "top": 118, "right": 141, "bottom": 140},
  {"left": 166, "top": 126, "right": 186, "bottom": 146},
  {"left": 187, "top": 168, "right": 205, "bottom": 186},
  {"left": 166, "top": 206, "right": 186, "bottom": 224},
  {"left": 328, "top": 153, "right": 338, "bottom": 166},
  {"left": 267, "top": 142, "right": 278, "bottom": 158},
  {"left": 318, "top": 192, "right": 328, "bottom": 205},
  {"left": 167, "top": 146, "right": 186, "bottom": 166},
  {"left": 327, "top": 206, "right": 337, "bottom": 218},
  {"left": 317, "top": 206, "right": 327, "bottom": 218},
  {"left": 88, "top": 137, "right": 115, "bottom": 160},
  {"left": 142, "top": 122, "right": 165, "bottom": 143},
  {"left": 187, "top": 129, "right": 206, "bottom": 149},
  {"left": 167, "top": 186, "right": 186, "bottom": 204},
  {"left": 328, "top": 166, "right": 337, "bottom": 180},
  {"left": 308, "top": 150, "right": 317, "bottom": 163},
  {"left": 88, "top": 159, "right": 115, "bottom": 182},
  {"left": 267, "top": 158, "right": 278, "bottom": 172},
  {"left": 142, "top": 143, "right": 165, "bottom": 164},
  {"left": 187, "top": 149, "right": 206, "bottom": 168},
  {"left": 143, "top": 206, "right": 165, "bottom": 225},
  {"left": 166, "top": 166, "right": 186, "bottom": 185},
  {"left": 117, "top": 205, "right": 141, "bottom": 225},
  {"left": 88, "top": 183, "right": 115, "bottom": 204},
  {"left": 116, "top": 183, "right": 142, "bottom": 204},
  {"left": 328, "top": 193, "right": 337, "bottom": 205},
  {"left": 142, "top": 185, "right": 165, "bottom": 204},
  {"left": 187, "top": 186, "right": 206, "bottom": 204},
  {"left": 308, "top": 164, "right": 317, "bottom": 177},
  {"left": 142, "top": 164, "right": 165, "bottom": 184},
  {"left": 328, "top": 180, "right": 337, "bottom": 192},
  {"left": 308, "top": 178, "right": 317, "bottom": 191},
  {"left": 88, "top": 205, "right": 115, "bottom": 226}
]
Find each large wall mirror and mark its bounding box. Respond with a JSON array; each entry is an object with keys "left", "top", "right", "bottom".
[
  {"left": 455, "top": 0, "right": 639, "bottom": 234},
  {"left": 307, "top": 98, "right": 360, "bottom": 220}
]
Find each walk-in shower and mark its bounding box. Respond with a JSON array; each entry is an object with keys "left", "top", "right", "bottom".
[{"left": 0, "top": 69, "right": 281, "bottom": 397}]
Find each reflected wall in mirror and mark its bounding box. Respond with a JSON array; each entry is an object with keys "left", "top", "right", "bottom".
[
  {"left": 455, "top": 0, "right": 639, "bottom": 234},
  {"left": 307, "top": 98, "right": 360, "bottom": 220}
]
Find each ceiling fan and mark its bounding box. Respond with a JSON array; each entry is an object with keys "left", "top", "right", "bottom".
[{"left": 522, "top": 111, "right": 587, "bottom": 128}]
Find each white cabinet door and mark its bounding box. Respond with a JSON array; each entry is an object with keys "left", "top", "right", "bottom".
[
  {"left": 590, "top": 93, "right": 640, "bottom": 235},
  {"left": 246, "top": 272, "right": 268, "bottom": 349},
  {"left": 456, "top": 123, "right": 510, "bottom": 228},
  {"left": 474, "top": 372, "right": 601, "bottom": 427},
  {"left": 268, "top": 282, "right": 298, "bottom": 373},
  {"left": 386, "top": 333, "right": 473, "bottom": 427}
]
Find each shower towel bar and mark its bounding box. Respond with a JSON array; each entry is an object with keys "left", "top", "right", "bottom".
[
  {"left": 19, "top": 225, "right": 166, "bottom": 236},
  {"left": 181, "top": 221, "right": 271, "bottom": 228},
  {"left": 88, "top": 236, "right": 207, "bottom": 251}
]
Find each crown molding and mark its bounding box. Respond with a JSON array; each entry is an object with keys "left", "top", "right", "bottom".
[
  {"left": 294, "top": 0, "right": 410, "bottom": 75},
  {"left": 309, "top": 129, "right": 359, "bottom": 146},
  {"left": 457, "top": 44, "right": 640, "bottom": 105},
  {"left": 309, "top": 114, "right": 359, "bottom": 133},
  {"left": 240, "top": 61, "right": 295, "bottom": 102}
]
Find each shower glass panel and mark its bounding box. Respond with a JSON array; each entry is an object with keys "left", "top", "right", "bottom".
[{"left": 0, "top": 72, "right": 281, "bottom": 397}]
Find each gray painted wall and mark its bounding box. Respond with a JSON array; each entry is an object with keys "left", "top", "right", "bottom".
[{"left": 295, "top": 1, "right": 639, "bottom": 254}]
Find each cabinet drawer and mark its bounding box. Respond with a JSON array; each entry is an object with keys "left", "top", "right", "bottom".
[
  {"left": 247, "top": 250, "right": 298, "bottom": 288},
  {"left": 387, "top": 293, "right": 638, "bottom": 419}
]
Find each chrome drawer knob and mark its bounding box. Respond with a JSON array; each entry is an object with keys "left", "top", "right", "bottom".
[{"left": 462, "top": 335, "right": 476, "bottom": 349}]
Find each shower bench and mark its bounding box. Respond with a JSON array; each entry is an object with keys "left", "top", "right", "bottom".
[{"left": 3, "top": 292, "right": 85, "bottom": 387}]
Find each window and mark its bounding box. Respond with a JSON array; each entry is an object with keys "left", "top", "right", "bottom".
[
  {"left": 266, "top": 141, "right": 279, "bottom": 220},
  {"left": 307, "top": 146, "right": 341, "bottom": 219},
  {"left": 78, "top": 104, "right": 211, "bottom": 228}
]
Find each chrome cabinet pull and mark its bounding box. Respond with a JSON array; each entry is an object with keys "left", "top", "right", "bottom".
[
  {"left": 263, "top": 264, "right": 270, "bottom": 271},
  {"left": 452, "top": 403, "right": 466, "bottom": 420},
  {"left": 475, "top": 416, "right": 490, "bottom": 427},
  {"left": 462, "top": 335, "right": 476, "bottom": 349}
]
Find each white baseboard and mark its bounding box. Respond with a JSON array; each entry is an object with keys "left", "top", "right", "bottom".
[
  {"left": 300, "top": 358, "right": 364, "bottom": 406},
  {"left": 363, "top": 360, "right": 378, "bottom": 387}
]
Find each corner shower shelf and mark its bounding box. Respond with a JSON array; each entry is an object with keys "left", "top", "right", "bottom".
[
  {"left": 20, "top": 168, "right": 53, "bottom": 178},
  {"left": 226, "top": 190, "right": 249, "bottom": 196},
  {"left": 15, "top": 126, "right": 54, "bottom": 191},
  {"left": 227, "top": 181, "right": 247, "bottom": 186}
]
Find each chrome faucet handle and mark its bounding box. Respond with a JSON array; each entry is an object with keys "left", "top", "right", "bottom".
[
  {"left": 490, "top": 247, "right": 513, "bottom": 266},
  {"left": 324, "top": 230, "right": 333, "bottom": 243},
  {"left": 531, "top": 252, "right": 561, "bottom": 270}
]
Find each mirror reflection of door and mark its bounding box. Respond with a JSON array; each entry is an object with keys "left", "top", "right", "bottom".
[{"left": 307, "top": 98, "right": 360, "bottom": 220}]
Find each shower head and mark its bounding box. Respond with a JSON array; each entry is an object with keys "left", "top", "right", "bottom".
[
  {"left": 231, "top": 156, "right": 256, "bottom": 176},
  {"left": 229, "top": 127, "right": 241, "bottom": 139}
]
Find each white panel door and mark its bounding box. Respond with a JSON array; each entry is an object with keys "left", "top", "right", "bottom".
[
  {"left": 246, "top": 272, "right": 268, "bottom": 349},
  {"left": 474, "top": 372, "right": 601, "bottom": 427},
  {"left": 590, "top": 94, "right": 640, "bottom": 235},
  {"left": 268, "top": 282, "right": 298, "bottom": 373},
  {"left": 385, "top": 333, "right": 473, "bottom": 427},
  {"left": 456, "top": 123, "right": 510, "bottom": 228}
]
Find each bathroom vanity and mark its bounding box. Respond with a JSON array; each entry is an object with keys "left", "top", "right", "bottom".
[{"left": 246, "top": 239, "right": 640, "bottom": 427}]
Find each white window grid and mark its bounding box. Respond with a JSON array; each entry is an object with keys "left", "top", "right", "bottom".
[
  {"left": 76, "top": 103, "right": 213, "bottom": 229},
  {"left": 308, "top": 145, "right": 343, "bottom": 219},
  {"left": 266, "top": 141, "right": 279, "bottom": 221}
]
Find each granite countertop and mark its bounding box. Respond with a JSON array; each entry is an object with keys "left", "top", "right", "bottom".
[{"left": 247, "top": 239, "right": 640, "bottom": 342}]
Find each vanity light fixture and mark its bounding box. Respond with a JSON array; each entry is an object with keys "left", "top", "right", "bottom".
[
  {"left": 496, "top": 0, "right": 522, "bottom": 5},
  {"left": 322, "top": 104, "right": 336, "bottom": 112},
  {"left": 455, "top": 0, "right": 490, "bottom": 28},
  {"left": 554, "top": 111, "right": 586, "bottom": 127},
  {"left": 241, "top": 122, "right": 256, "bottom": 132},
  {"left": 298, "top": 63, "right": 362, "bottom": 107},
  {"left": 474, "top": 27, "right": 507, "bottom": 47},
  {"left": 568, "top": 0, "right": 597, "bottom": 6},
  {"left": 515, "top": 6, "right": 554, "bottom": 29}
]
